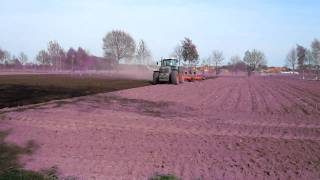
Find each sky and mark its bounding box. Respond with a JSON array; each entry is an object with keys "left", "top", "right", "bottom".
[{"left": 1, "top": 0, "right": 320, "bottom": 66}]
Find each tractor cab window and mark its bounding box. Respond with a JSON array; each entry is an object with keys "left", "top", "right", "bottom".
[{"left": 161, "top": 59, "right": 178, "bottom": 67}]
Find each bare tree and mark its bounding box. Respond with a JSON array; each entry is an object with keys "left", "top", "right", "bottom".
[
  {"left": 59, "top": 49, "right": 66, "bottom": 70},
  {"left": 3, "top": 50, "right": 11, "bottom": 65},
  {"left": 0, "top": 48, "right": 5, "bottom": 64},
  {"left": 311, "top": 39, "right": 320, "bottom": 80},
  {"left": 36, "top": 50, "right": 50, "bottom": 65},
  {"left": 11, "top": 55, "right": 22, "bottom": 67},
  {"left": 297, "top": 44, "right": 306, "bottom": 79},
  {"left": 181, "top": 37, "right": 199, "bottom": 65},
  {"left": 18, "top": 52, "right": 28, "bottom": 65},
  {"left": 136, "top": 40, "right": 152, "bottom": 65},
  {"left": 305, "top": 49, "right": 314, "bottom": 71},
  {"left": 229, "top": 55, "right": 242, "bottom": 73},
  {"left": 230, "top": 55, "right": 242, "bottom": 65},
  {"left": 243, "top": 49, "right": 267, "bottom": 76},
  {"left": 201, "top": 57, "right": 210, "bottom": 66},
  {"left": 102, "top": 30, "right": 136, "bottom": 65},
  {"left": 311, "top": 39, "right": 320, "bottom": 65},
  {"left": 77, "top": 47, "right": 89, "bottom": 70},
  {"left": 67, "top": 48, "right": 77, "bottom": 71},
  {"left": 211, "top": 50, "right": 224, "bottom": 75},
  {"left": 172, "top": 45, "right": 183, "bottom": 60},
  {"left": 47, "top": 41, "right": 64, "bottom": 70},
  {"left": 286, "top": 48, "right": 297, "bottom": 72}
]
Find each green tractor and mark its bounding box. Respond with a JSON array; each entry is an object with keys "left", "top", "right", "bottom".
[{"left": 153, "top": 58, "right": 184, "bottom": 85}]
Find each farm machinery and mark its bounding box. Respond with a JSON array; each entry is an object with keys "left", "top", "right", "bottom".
[{"left": 152, "top": 58, "right": 207, "bottom": 85}]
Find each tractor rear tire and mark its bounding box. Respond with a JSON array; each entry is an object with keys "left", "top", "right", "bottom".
[
  {"left": 153, "top": 72, "right": 159, "bottom": 85},
  {"left": 171, "top": 71, "right": 179, "bottom": 85}
]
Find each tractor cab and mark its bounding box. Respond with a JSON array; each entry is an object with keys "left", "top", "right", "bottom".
[{"left": 160, "top": 58, "right": 178, "bottom": 67}]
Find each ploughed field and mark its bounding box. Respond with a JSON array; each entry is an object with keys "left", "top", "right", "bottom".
[
  {"left": 0, "top": 74, "right": 150, "bottom": 109},
  {"left": 1, "top": 75, "right": 320, "bottom": 179}
]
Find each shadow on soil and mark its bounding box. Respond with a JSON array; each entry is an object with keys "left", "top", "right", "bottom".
[
  {"left": 62, "top": 95, "right": 194, "bottom": 118},
  {"left": 4, "top": 94, "right": 195, "bottom": 119}
]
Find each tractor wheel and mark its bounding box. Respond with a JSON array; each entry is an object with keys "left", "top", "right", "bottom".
[
  {"left": 153, "top": 71, "right": 159, "bottom": 85},
  {"left": 171, "top": 70, "right": 179, "bottom": 85}
]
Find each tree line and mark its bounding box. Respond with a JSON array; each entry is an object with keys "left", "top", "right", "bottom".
[
  {"left": 0, "top": 30, "right": 153, "bottom": 71},
  {"left": 285, "top": 39, "right": 320, "bottom": 79},
  {"left": 171, "top": 37, "right": 267, "bottom": 75},
  {"left": 0, "top": 42, "right": 97, "bottom": 70},
  {"left": 35, "top": 41, "right": 93, "bottom": 70},
  {"left": 1, "top": 29, "right": 269, "bottom": 74},
  {"left": 5, "top": 30, "right": 320, "bottom": 79},
  {"left": 0, "top": 48, "right": 29, "bottom": 69},
  {"left": 0, "top": 30, "right": 266, "bottom": 73}
]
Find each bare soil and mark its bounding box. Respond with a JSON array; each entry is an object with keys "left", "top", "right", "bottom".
[{"left": 1, "top": 75, "right": 320, "bottom": 180}]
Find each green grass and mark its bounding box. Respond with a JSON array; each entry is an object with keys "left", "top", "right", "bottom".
[
  {"left": 0, "top": 169, "right": 46, "bottom": 180},
  {"left": 0, "top": 129, "right": 68, "bottom": 180},
  {"left": 0, "top": 74, "right": 150, "bottom": 109},
  {"left": 0, "top": 130, "right": 47, "bottom": 180},
  {"left": 149, "top": 174, "right": 179, "bottom": 180},
  {"left": 0, "top": 131, "right": 35, "bottom": 171}
]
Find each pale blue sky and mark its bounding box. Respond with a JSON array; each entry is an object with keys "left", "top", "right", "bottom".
[{"left": 1, "top": 0, "right": 320, "bottom": 66}]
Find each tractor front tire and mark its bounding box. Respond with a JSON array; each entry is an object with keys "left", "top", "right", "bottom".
[
  {"left": 153, "top": 71, "right": 159, "bottom": 85},
  {"left": 171, "top": 71, "right": 179, "bottom": 85}
]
